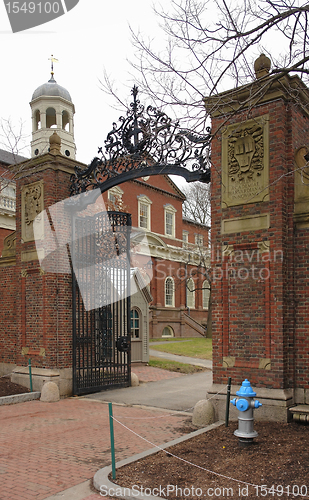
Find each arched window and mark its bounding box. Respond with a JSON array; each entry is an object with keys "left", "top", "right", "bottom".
[
  {"left": 162, "top": 326, "right": 174, "bottom": 338},
  {"left": 186, "top": 278, "right": 195, "bottom": 309},
  {"left": 203, "top": 281, "right": 210, "bottom": 310},
  {"left": 46, "top": 107, "right": 57, "bottom": 128},
  {"left": 34, "top": 110, "right": 41, "bottom": 130},
  {"left": 62, "top": 110, "right": 70, "bottom": 131},
  {"left": 165, "top": 277, "right": 175, "bottom": 307},
  {"left": 131, "top": 308, "right": 140, "bottom": 339}
]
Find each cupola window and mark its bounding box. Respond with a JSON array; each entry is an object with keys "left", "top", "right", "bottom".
[
  {"left": 35, "top": 110, "right": 41, "bottom": 130},
  {"left": 46, "top": 107, "right": 57, "bottom": 128},
  {"left": 62, "top": 110, "right": 70, "bottom": 131}
]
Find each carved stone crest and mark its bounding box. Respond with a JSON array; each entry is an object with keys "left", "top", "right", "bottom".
[
  {"left": 222, "top": 115, "right": 269, "bottom": 207},
  {"left": 21, "top": 180, "right": 44, "bottom": 242}
]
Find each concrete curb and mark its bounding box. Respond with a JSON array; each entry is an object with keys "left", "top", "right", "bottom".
[
  {"left": 0, "top": 391, "right": 41, "bottom": 406},
  {"left": 93, "top": 420, "right": 224, "bottom": 499}
]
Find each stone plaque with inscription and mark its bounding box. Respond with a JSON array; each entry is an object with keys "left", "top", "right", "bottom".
[{"left": 221, "top": 115, "right": 269, "bottom": 207}]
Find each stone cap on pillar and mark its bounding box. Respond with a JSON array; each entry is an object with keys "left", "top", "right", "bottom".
[{"left": 49, "top": 131, "right": 61, "bottom": 155}]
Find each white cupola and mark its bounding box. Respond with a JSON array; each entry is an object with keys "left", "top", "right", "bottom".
[{"left": 30, "top": 64, "right": 76, "bottom": 159}]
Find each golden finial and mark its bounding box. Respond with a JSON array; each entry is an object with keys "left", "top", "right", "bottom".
[{"left": 48, "top": 54, "right": 59, "bottom": 77}]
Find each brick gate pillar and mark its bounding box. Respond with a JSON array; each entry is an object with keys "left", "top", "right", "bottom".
[
  {"left": 206, "top": 56, "right": 309, "bottom": 421},
  {"left": 10, "top": 134, "right": 86, "bottom": 396}
]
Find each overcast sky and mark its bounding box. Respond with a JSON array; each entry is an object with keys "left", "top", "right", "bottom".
[{"left": 0, "top": 1, "right": 166, "bottom": 166}]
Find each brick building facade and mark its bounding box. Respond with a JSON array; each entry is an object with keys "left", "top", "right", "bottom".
[{"left": 103, "top": 174, "right": 210, "bottom": 338}]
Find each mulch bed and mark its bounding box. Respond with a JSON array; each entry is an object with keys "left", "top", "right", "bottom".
[
  {"left": 113, "top": 421, "right": 309, "bottom": 499},
  {"left": 0, "top": 376, "right": 30, "bottom": 397}
]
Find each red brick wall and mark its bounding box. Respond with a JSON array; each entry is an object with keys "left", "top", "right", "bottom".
[
  {"left": 211, "top": 96, "right": 309, "bottom": 390},
  {"left": 0, "top": 158, "right": 75, "bottom": 371},
  {"left": 0, "top": 265, "right": 17, "bottom": 367}
]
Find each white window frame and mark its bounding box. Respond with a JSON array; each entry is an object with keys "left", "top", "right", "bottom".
[
  {"left": 131, "top": 307, "right": 141, "bottom": 339},
  {"left": 162, "top": 326, "right": 174, "bottom": 338},
  {"left": 165, "top": 277, "right": 175, "bottom": 307},
  {"left": 202, "top": 281, "right": 210, "bottom": 310},
  {"left": 164, "top": 204, "right": 177, "bottom": 237},
  {"left": 195, "top": 233, "right": 204, "bottom": 247},
  {"left": 182, "top": 230, "right": 189, "bottom": 248},
  {"left": 108, "top": 186, "right": 124, "bottom": 206},
  {"left": 138, "top": 195, "right": 152, "bottom": 230},
  {"left": 186, "top": 278, "right": 195, "bottom": 309}
]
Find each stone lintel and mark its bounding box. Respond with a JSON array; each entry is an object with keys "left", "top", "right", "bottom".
[
  {"left": 222, "top": 213, "right": 270, "bottom": 234},
  {"left": 0, "top": 256, "right": 16, "bottom": 268},
  {"left": 21, "top": 249, "right": 45, "bottom": 262},
  {"left": 222, "top": 357, "right": 271, "bottom": 369}
]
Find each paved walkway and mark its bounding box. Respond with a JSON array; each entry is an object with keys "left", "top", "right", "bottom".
[
  {"left": 0, "top": 396, "right": 193, "bottom": 500},
  {"left": 85, "top": 371, "right": 212, "bottom": 411},
  {"left": 0, "top": 363, "right": 212, "bottom": 500},
  {"left": 149, "top": 349, "right": 213, "bottom": 369},
  {"left": 1, "top": 345, "right": 213, "bottom": 500}
]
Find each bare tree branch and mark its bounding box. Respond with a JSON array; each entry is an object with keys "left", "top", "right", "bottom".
[
  {"left": 101, "top": 0, "right": 309, "bottom": 134},
  {"left": 182, "top": 182, "right": 211, "bottom": 226}
]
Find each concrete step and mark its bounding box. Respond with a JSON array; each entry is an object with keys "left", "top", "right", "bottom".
[{"left": 289, "top": 405, "right": 309, "bottom": 423}]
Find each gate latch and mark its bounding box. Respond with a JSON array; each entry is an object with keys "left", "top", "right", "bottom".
[{"left": 116, "top": 336, "right": 130, "bottom": 353}]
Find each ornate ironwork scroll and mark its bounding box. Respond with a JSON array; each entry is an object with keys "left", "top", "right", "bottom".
[{"left": 70, "top": 86, "right": 211, "bottom": 196}]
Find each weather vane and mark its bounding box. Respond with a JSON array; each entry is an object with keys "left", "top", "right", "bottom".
[{"left": 48, "top": 54, "right": 59, "bottom": 77}]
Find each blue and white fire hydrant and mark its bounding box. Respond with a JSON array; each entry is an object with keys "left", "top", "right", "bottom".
[{"left": 231, "top": 379, "right": 262, "bottom": 447}]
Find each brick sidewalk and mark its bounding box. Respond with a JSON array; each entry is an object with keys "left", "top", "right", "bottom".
[{"left": 0, "top": 397, "right": 192, "bottom": 500}]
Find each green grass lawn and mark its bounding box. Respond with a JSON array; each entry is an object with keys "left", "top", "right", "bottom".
[
  {"left": 149, "top": 337, "right": 191, "bottom": 342},
  {"left": 148, "top": 357, "right": 207, "bottom": 374},
  {"left": 150, "top": 337, "right": 212, "bottom": 360}
]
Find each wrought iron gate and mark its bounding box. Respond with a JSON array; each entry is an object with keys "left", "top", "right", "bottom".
[
  {"left": 70, "top": 86, "right": 211, "bottom": 395},
  {"left": 72, "top": 210, "right": 132, "bottom": 395}
]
